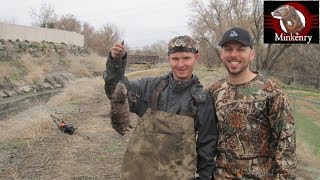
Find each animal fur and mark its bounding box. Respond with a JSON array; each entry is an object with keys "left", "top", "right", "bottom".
[
  {"left": 110, "top": 80, "right": 131, "bottom": 135},
  {"left": 271, "top": 5, "right": 305, "bottom": 34}
]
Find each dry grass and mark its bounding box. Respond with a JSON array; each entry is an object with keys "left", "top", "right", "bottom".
[
  {"left": 68, "top": 61, "right": 91, "bottom": 76},
  {"left": 297, "top": 141, "right": 320, "bottom": 167},
  {"left": 0, "top": 77, "right": 105, "bottom": 142},
  {"left": 193, "top": 66, "right": 227, "bottom": 88},
  {"left": 0, "top": 63, "right": 17, "bottom": 79},
  {"left": 66, "top": 54, "right": 106, "bottom": 76},
  {"left": 19, "top": 55, "right": 51, "bottom": 84},
  {"left": 47, "top": 77, "right": 104, "bottom": 107},
  {"left": 126, "top": 67, "right": 170, "bottom": 79},
  {"left": 1, "top": 53, "right": 106, "bottom": 84},
  {"left": 0, "top": 104, "right": 52, "bottom": 141}
]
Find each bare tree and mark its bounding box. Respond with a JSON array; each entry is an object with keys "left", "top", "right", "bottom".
[
  {"left": 29, "top": 2, "right": 57, "bottom": 28},
  {"left": 188, "top": 0, "right": 292, "bottom": 72},
  {"left": 81, "top": 22, "right": 95, "bottom": 49},
  {"left": 54, "top": 14, "right": 81, "bottom": 33},
  {"left": 149, "top": 41, "right": 167, "bottom": 62},
  {"left": 139, "top": 41, "right": 167, "bottom": 61},
  {"left": 287, "top": 44, "right": 320, "bottom": 88},
  {"left": 91, "top": 24, "right": 123, "bottom": 56}
]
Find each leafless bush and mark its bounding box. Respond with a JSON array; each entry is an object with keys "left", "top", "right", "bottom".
[{"left": 66, "top": 53, "right": 106, "bottom": 76}]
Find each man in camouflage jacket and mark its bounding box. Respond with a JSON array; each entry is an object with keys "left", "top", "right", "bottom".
[
  {"left": 104, "top": 35, "right": 217, "bottom": 179},
  {"left": 207, "top": 27, "right": 296, "bottom": 179}
]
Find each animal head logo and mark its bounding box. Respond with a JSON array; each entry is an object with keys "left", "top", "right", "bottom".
[
  {"left": 229, "top": 30, "right": 239, "bottom": 37},
  {"left": 271, "top": 4, "right": 305, "bottom": 34}
]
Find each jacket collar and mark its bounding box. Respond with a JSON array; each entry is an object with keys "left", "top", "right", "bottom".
[{"left": 167, "top": 72, "right": 198, "bottom": 93}]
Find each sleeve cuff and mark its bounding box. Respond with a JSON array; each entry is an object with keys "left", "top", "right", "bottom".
[{"left": 108, "top": 52, "right": 127, "bottom": 61}]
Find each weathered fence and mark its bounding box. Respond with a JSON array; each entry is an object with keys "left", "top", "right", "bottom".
[
  {"left": 268, "top": 71, "right": 320, "bottom": 89},
  {"left": 0, "top": 22, "right": 84, "bottom": 47},
  {"left": 128, "top": 55, "right": 160, "bottom": 64}
]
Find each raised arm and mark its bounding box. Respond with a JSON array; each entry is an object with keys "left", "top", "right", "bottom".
[
  {"left": 103, "top": 41, "right": 127, "bottom": 98},
  {"left": 103, "top": 42, "right": 161, "bottom": 117}
]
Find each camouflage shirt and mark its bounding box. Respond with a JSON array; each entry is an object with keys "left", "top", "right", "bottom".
[{"left": 207, "top": 74, "right": 296, "bottom": 179}]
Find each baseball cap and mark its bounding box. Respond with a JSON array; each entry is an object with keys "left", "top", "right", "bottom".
[
  {"left": 168, "top": 35, "right": 199, "bottom": 55},
  {"left": 218, "top": 27, "right": 253, "bottom": 48}
]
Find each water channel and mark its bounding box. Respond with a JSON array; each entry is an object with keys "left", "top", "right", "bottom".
[{"left": 0, "top": 89, "right": 61, "bottom": 119}]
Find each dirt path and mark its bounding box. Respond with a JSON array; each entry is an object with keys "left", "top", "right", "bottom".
[{"left": 0, "top": 80, "right": 137, "bottom": 180}]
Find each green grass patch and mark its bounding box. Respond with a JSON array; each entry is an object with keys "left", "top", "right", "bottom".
[
  {"left": 9, "top": 69, "right": 27, "bottom": 80},
  {"left": 288, "top": 88, "right": 320, "bottom": 156},
  {"left": 96, "top": 155, "right": 105, "bottom": 162},
  {"left": 295, "top": 112, "right": 320, "bottom": 155},
  {"left": 0, "top": 61, "right": 28, "bottom": 81},
  {"left": 0, "top": 140, "right": 26, "bottom": 149},
  {"left": 106, "top": 142, "right": 121, "bottom": 153},
  {"left": 285, "top": 87, "right": 320, "bottom": 101},
  {"left": 289, "top": 100, "right": 320, "bottom": 118},
  {"left": 301, "top": 102, "right": 320, "bottom": 114},
  {"left": 285, "top": 86, "right": 320, "bottom": 93}
]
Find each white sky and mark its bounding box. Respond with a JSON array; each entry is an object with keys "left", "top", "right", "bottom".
[{"left": 0, "top": 0, "right": 192, "bottom": 49}]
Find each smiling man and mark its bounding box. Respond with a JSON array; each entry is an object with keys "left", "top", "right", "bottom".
[
  {"left": 207, "top": 27, "right": 296, "bottom": 179},
  {"left": 104, "top": 35, "right": 217, "bottom": 180}
]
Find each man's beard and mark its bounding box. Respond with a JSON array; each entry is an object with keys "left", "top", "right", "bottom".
[{"left": 224, "top": 61, "right": 249, "bottom": 75}]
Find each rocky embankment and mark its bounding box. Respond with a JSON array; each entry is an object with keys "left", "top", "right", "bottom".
[
  {"left": 0, "top": 39, "right": 88, "bottom": 60},
  {"left": 0, "top": 39, "right": 90, "bottom": 99},
  {"left": 0, "top": 73, "right": 77, "bottom": 98}
]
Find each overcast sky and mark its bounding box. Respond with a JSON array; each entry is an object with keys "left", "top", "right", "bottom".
[{"left": 0, "top": 0, "right": 192, "bottom": 49}]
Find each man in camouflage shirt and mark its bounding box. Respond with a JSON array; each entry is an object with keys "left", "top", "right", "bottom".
[{"left": 207, "top": 27, "right": 296, "bottom": 179}]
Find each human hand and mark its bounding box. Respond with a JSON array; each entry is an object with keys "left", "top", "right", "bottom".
[{"left": 111, "top": 41, "right": 125, "bottom": 60}]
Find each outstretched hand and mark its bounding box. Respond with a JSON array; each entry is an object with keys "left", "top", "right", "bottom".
[{"left": 111, "top": 41, "right": 126, "bottom": 60}]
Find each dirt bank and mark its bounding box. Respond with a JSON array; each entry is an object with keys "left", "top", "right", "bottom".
[{"left": 0, "top": 77, "right": 138, "bottom": 179}]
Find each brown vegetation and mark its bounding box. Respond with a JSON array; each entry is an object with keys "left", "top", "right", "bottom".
[
  {"left": 1, "top": 66, "right": 318, "bottom": 179},
  {"left": 0, "top": 77, "right": 130, "bottom": 179}
]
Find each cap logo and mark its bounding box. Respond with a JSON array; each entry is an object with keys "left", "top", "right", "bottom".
[
  {"left": 229, "top": 30, "right": 238, "bottom": 37},
  {"left": 173, "top": 39, "right": 187, "bottom": 47},
  {"left": 168, "top": 36, "right": 198, "bottom": 55}
]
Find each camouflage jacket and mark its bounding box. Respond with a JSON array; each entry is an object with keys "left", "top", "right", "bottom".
[
  {"left": 207, "top": 74, "right": 296, "bottom": 179},
  {"left": 104, "top": 53, "right": 218, "bottom": 179}
]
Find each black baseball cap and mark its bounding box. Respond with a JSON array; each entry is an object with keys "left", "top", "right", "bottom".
[{"left": 218, "top": 27, "right": 253, "bottom": 48}]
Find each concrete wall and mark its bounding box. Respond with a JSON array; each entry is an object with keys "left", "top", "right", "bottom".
[{"left": 0, "top": 22, "right": 84, "bottom": 47}]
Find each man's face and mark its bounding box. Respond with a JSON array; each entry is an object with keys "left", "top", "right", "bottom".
[
  {"left": 220, "top": 41, "right": 254, "bottom": 75},
  {"left": 168, "top": 52, "right": 198, "bottom": 80}
]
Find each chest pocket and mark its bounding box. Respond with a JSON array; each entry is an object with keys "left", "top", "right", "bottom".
[
  {"left": 188, "top": 84, "right": 207, "bottom": 117},
  {"left": 179, "top": 99, "right": 194, "bottom": 117}
]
